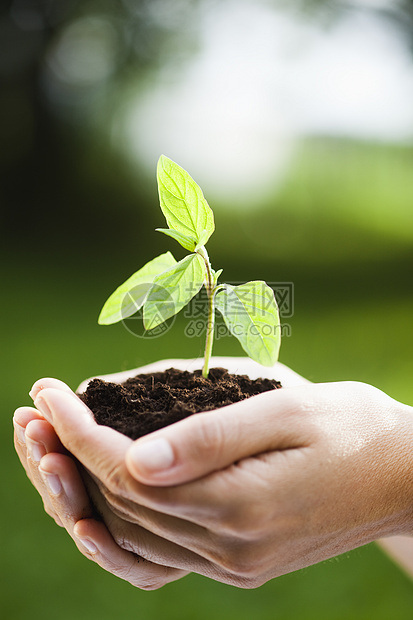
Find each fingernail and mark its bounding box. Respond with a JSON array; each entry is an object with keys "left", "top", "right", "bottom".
[
  {"left": 34, "top": 396, "right": 52, "bottom": 422},
  {"left": 13, "top": 420, "right": 26, "bottom": 445},
  {"left": 26, "top": 437, "right": 46, "bottom": 463},
  {"left": 77, "top": 538, "right": 98, "bottom": 554},
  {"left": 39, "top": 468, "right": 63, "bottom": 495},
  {"left": 128, "top": 438, "right": 175, "bottom": 474}
]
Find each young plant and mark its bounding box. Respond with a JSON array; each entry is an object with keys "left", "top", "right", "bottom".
[{"left": 98, "top": 156, "right": 281, "bottom": 378}]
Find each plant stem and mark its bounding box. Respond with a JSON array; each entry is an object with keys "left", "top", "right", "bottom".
[
  {"left": 197, "top": 246, "right": 215, "bottom": 378},
  {"left": 203, "top": 284, "right": 215, "bottom": 378}
]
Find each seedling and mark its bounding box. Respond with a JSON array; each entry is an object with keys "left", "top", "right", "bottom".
[{"left": 98, "top": 156, "right": 281, "bottom": 378}]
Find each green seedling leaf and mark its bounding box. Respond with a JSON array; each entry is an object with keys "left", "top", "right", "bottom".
[
  {"left": 143, "top": 253, "right": 206, "bottom": 330},
  {"left": 156, "top": 228, "right": 197, "bottom": 252},
  {"left": 212, "top": 268, "right": 223, "bottom": 286},
  {"left": 98, "top": 252, "right": 177, "bottom": 325},
  {"left": 215, "top": 281, "right": 280, "bottom": 366},
  {"left": 157, "top": 155, "right": 215, "bottom": 246},
  {"left": 196, "top": 228, "right": 212, "bottom": 249}
]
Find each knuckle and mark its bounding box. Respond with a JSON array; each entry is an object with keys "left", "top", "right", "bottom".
[
  {"left": 110, "top": 529, "right": 170, "bottom": 575},
  {"left": 115, "top": 557, "right": 168, "bottom": 591},
  {"left": 56, "top": 508, "right": 76, "bottom": 524},
  {"left": 192, "top": 414, "right": 225, "bottom": 461},
  {"left": 116, "top": 536, "right": 158, "bottom": 566},
  {"left": 112, "top": 531, "right": 134, "bottom": 554},
  {"left": 43, "top": 503, "right": 76, "bottom": 528},
  {"left": 43, "top": 503, "right": 57, "bottom": 520},
  {"left": 103, "top": 488, "right": 135, "bottom": 522},
  {"left": 103, "top": 461, "right": 127, "bottom": 495}
]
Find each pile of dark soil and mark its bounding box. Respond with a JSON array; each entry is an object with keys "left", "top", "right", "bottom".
[{"left": 79, "top": 367, "right": 282, "bottom": 440}]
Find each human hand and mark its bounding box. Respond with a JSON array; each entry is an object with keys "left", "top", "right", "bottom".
[
  {"left": 14, "top": 358, "right": 308, "bottom": 588},
  {"left": 13, "top": 377, "right": 189, "bottom": 590},
  {"left": 15, "top": 358, "right": 413, "bottom": 588}
]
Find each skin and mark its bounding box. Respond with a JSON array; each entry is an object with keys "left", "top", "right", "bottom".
[{"left": 13, "top": 357, "right": 413, "bottom": 589}]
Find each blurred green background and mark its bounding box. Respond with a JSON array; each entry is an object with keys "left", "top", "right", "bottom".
[{"left": 2, "top": 1, "right": 413, "bottom": 618}]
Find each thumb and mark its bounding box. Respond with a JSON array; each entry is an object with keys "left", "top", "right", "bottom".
[{"left": 125, "top": 387, "right": 306, "bottom": 486}]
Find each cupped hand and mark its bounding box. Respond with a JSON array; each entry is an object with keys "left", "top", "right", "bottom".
[
  {"left": 15, "top": 358, "right": 413, "bottom": 588},
  {"left": 14, "top": 358, "right": 308, "bottom": 588},
  {"left": 13, "top": 375, "right": 189, "bottom": 590}
]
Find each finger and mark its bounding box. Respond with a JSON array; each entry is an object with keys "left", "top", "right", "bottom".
[
  {"left": 34, "top": 449, "right": 191, "bottom": 587},
  {"left": 39, "top": 450, "right": 188, "bottom": 588},
  {"left": 73, "top": 519, "right": 189, "bottom": 590},
  {"left": 13, "top": 406, "right": 44, "bottom": 444},
  {"left": 13, "top": 407, "right": 52, "bottom": 487},
  {"left": 125, "top": 386, "right": 309, "bottom": 486},
  {"left": 30, "top": 389, "right": 194, "bottom": 524},
  {"left": 30, "top": 383, "right": 305, "bottom": 535},
  {"left": 13, "top": 418, "right": 62, "bottom": 526},
  {"left": 99, "top": 441, "right": 306, "bottom": 550},
  {"left": 13, "top": 407, "right": 91, "bottom": 529},
  {"left": 29, "top": 377, "right": 74, "bottom": 402},
  {"left": 84, "top": 468, "right": 284, "bottom": 588},
  {"left": 39, "top": 452, "right": 95, "bottom": 531},
  {"left": 14, "top": 406, "right": 89, "bottom": 528},
  {"left": 30, "top": 384, "right": 307, "bottom": 522},
  {"left": 26, "top": 386, "right": 220, "bottom": 533},
  {"left": 32, "top": 387, "right": 139, "bottom": 498},
  {"left": 25, "top": 418, "right": 66, "bottom": 463},
  {"left": 82, "top": 476, "right": 252, "bottom": 587},
  {"left": 13, "top": 412, "right": 37, "bottom": 485}
]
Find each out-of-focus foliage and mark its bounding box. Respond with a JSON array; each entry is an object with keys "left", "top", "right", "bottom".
[
  {"left": 1, "top": 0, "right": 413, "bottom": 251},
  {"left": 285, "top": 0, "right": 413, "bottom": 39},
  {"left": 0, "top": 0, "right": 208, "bottom": 254},
  {"left": 2, "top": 0, "right": 413, "bottom": 257}
]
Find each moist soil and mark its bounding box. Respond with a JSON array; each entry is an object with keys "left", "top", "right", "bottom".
[{"left": 79, "top": 367, "right": 282, "bottom": 440}]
